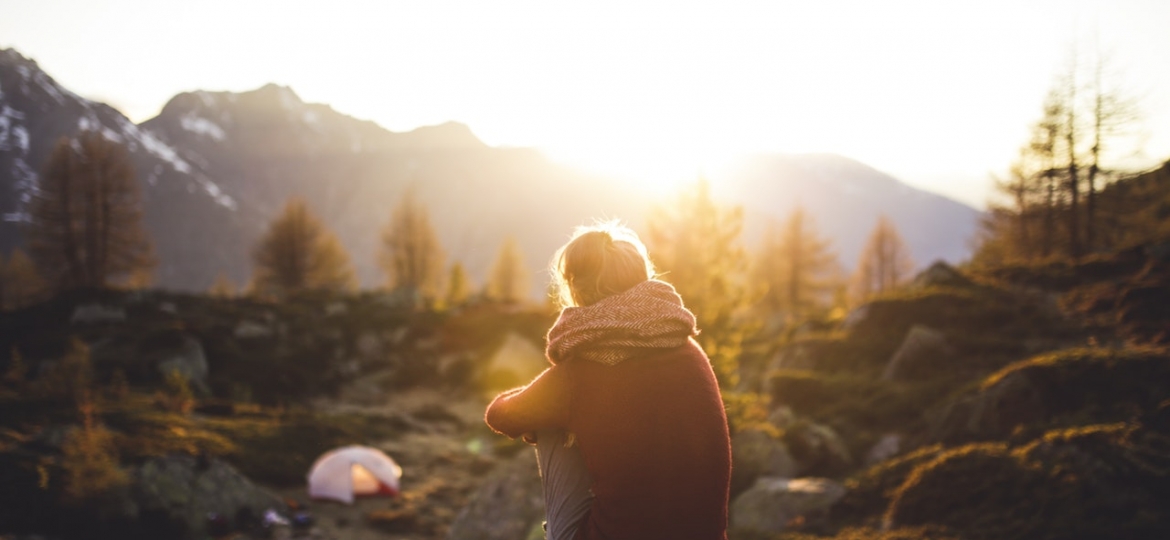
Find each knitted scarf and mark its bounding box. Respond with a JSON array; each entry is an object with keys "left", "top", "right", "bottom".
[{"left": 546, "top": 279, "right": 698, "bottom": 366}]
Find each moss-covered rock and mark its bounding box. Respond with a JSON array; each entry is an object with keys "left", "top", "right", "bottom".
[
  {"left": 886, "top": 423, "right": 1170, "bottom": 539},
  {"left": 833, "top": 444, "right": 945, "bottom": 528},
  {"left": 929, "top": 347, "right": 1170, "bottom": 444},
  {"left": 730, "top": 477, "right": 846, "bottom": 536},
  {"left": 732, "top": 429, "right": 797, "bottom": 497},
  {"left": 447, "top": 451, "right": 544, "bottom": 540}
]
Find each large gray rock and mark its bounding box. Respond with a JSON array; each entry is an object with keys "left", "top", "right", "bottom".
[
  {"left": 149, "top": 333, "right": 210, "bottom": 394},
  {"left": 927, "top": 371, "right": 1046, "bottom": 442},
  {"left": 133, "top": 455, "right": 286, "bottom": 539},
  {"left": 70, "top": 304, "right": 126, "bottom": 324},
  {"left": 783, "top": 420, "right": 853, "bottom": 476},
  {"left": 768, "top": 406, "right": 797, "bottom": 431},
  {"left": 731, "top": 429, "right": 797, "bottom": 497},
  {"left": 842, "top": 305, "right": 870, "bottom": 332},
  {"left": 731, "top": 477, "right": 846, "bottom": 535},
  {"left": 881, "top": 325, "right": 956, "bottom": 381},
  {"left": 769, "top": 339, "right": 835, "bottom": 372},
  {"left": 864, "top": 433, "right": 902, "bottom": 466},
  {"left": 911, "top": 261, "right": 973, "bottom": 289},
  {"left": 233, "top": 320, "right": 273, "bottom": 338},
  {"left": 447, "top": 451, "right": 545, "bottom": 540}
]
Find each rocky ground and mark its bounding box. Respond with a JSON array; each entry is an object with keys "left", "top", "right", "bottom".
[{"left": 2, "top": 242, "right": 1170, "bottom": 540}]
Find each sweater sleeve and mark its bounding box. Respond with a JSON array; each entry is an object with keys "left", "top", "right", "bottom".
[{"left": 484, "top": 365, "right": 571, "bottom": 439}]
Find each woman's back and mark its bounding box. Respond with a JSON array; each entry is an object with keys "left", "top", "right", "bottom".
[{"left": 566, "top": 339, "right": 730, "bottom": 540}]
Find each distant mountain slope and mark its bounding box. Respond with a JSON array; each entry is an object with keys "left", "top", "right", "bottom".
[
  {"left": 0, "top": 48, "right": 249, "bottom": 287},
  {"left": 1, "top": 47, "right": 981, "bottom": 293},
  {"left": 139, "top": 84, "right": 647, "bottom": 289},
  {"left": 722, "top": 153, "right": 982, "bottom": 268}
]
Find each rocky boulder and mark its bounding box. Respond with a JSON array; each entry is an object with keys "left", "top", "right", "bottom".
[
  {"left": 864, "top": 433, "right": 902, "bottom": 466},
  {"left": 911, "top": 261, "right": 974, "bottom": 289},
  {"left": 70, "top": 304, "right": 126, "bottom": 324},
  {"left": 447, "top": 450, "right": 544, "bottom": 540},
  {"left": 927, "top": 348, "right": 1170, "bottom": 443},
  {"left": 927, "top": 370, "right": 1045, "bottom": 443},
  {"left": 769, "top": 338, "right": 839, "bottom": 372},
  {"left": 731, "top": 429, "right": 797, "bottom": 497},
  {"left": 782, "top": 420, "right": 853, "bottom": 476},
  {"left": 730, "top": 477, "right": 846, "bottom": 535},
  {"left": 133, "top": 455, "right": 287, "bottom": 539},
  {"left": 886, "top": 424, "right": 1170, "bottom": 539},
  {"left": 841, "top": 305, "right": 869, "bottom": 331},
  {"left": 143, "top": 332, "right": 210, "bottom": 394},
  {"left": 881, "top": 325, "right": 955, "bottom": 381}
]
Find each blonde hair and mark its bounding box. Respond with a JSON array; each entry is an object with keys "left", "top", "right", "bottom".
[{"left": 550, "top": 220, "right": 656, "bottom": 308}]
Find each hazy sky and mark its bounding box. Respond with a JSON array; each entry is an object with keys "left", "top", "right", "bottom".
[{"left": 2, "top": 0, "right": 1168, "bottom": 208}]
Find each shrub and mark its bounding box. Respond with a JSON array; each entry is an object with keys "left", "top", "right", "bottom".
[
  {"left": 60, "top": 402, "right": 128, "bottom": 503},
  {"left": 154, "top": 369, "right": 194, "bottom": 414},
  {"left": 30, "top": 338, "right": 97, "bottom": 405}
]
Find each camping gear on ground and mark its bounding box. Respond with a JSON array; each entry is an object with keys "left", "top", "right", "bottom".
[
  {"left": 306, "top": 445, "right": 403, "bottom": 503},
  {"left": 292, "top": 511, "right": 314, "bottom": 528}
]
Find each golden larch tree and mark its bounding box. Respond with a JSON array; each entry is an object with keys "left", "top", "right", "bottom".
[
  {"left": 755, "top": 207, "right": 840, "bottom": 318},
  {"left": 25, "top": 131, "right": 154, "bottom": 289},
  {"left": 251, "top": 198, "right": 356, "bottom": 298},
  {"left": 645, "top": 179, "right": 751, "bottom": 388},
  {"left": 446, "top": 261, "right": 472, "bottom": 307},
  {"left": 1, "top": 248, "right": 47, "bottom": 310},
  {"left": 486, "top": 237, "right": 529, "bottom": 304},
  {"left": 207, "top": 272, "right": 237, "bottom": 298},
  {"left": 379, "top": 189, "right": 444, "bottom": 298},
  {"left": 852, "top": 215, "right": 914, "bottom": 302}
]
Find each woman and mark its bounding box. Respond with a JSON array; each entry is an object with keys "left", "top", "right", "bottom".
[{"left": 485, "top": 222, "right": 732, "bottom": 540}]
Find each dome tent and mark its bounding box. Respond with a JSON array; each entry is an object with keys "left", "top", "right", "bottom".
[{"left": 307, "top": 445, "right": 402, "bottom": 504}]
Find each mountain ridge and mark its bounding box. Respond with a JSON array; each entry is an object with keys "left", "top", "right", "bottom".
[{"left": 0, "top": 47, "right": 980, "bottom": 293}]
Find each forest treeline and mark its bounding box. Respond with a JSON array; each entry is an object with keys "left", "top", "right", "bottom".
[
  {"left": 972, "top": 49, "right": 1165, "bottom": 265},
  {"left": 4, "top": 50, "right": 1167, "bottom": 352},
  {"left": 0, "top": 128, "right": 921, "bottom": 319}
]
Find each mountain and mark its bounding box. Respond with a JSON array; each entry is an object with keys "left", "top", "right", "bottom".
[
  {"left": 0, "top": 48, "right": 249, "bottom": 287},
  {"left": 721, "top": 153, "right": 982, "bottom": 268},
  {"left": 0, "top": 47, "right": 981, "bottom": 294},
  {"left": 0, "top": 48, "right": 647, "bottom": 291},
  {"left": 137, "top": 83, "right": 647, "bottom": 289}
]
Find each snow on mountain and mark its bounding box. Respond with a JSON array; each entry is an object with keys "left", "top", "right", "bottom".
[{"left": 0, "top": 48, "right": 245, "bottom": 286}]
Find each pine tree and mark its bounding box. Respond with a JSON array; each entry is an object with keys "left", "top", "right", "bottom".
[
  {"left": 754, "top": 207, "right": 839, "bottom": 318},
  {"left": 25, "top": 131, "right": 154, "bottom": 289},
  {"left": 974, "top": 49, "right": 1140, "bottom": 263},
  {"left": 207, "top": 272, "right": 237, "bottom": 298},
  {"left": 1, "top": 248, "right": 47, "bottom": 310},
  {"left": 852, "top": 215, "right": 914, "bottom": 302},
  {"left": 379, "top": 189, "right": 445, "bottom": 298},
  {"left": 446, "top": 261, "right": 472, "bottom": 307},
  {"left": 251, "top": 198, "right": 356, "bottom": 298},
  {"left": 4, "top": 347, "right": 27, "bottom": 386},
  {"left": 61, "top": 399, "right": 127, "bottom": 503},
  {"left": 645, "top": 179, "right": 750, "bottom": 388},
  {"left": 486, "top": 237, "right": 529, "bottom": 304}
]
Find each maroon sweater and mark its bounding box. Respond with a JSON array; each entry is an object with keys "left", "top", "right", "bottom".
[{"left": 485, "top": 338, "right": 731, "bottom": 540}]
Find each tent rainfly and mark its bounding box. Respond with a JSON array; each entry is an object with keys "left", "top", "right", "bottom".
[{"left": 307, "top": 445, "right": 403, "bottom": 504}]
